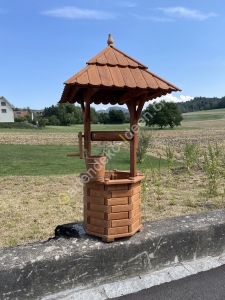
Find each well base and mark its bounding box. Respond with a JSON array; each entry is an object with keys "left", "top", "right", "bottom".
[{"left": 82, "top": 171, "right": 144, "bottom": 242}]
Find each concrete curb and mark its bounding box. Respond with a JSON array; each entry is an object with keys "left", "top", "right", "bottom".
[{"left": 1, "top": 209, "right": 225, "bottom": 300}]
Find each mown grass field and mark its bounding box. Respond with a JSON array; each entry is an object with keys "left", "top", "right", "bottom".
[{"left": 0, "top": 108, "right": 225, "bottom": 248}]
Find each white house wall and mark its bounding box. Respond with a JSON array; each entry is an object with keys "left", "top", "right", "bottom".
[{"left": 0, "top": 97, "right": 14, "bottom": 122}]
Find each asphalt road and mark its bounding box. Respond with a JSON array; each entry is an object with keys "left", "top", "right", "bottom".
[{"left": 114, "top": 264, "right": 225, "bottom": 300}]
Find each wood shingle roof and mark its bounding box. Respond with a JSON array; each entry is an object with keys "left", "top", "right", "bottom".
[{"left": 59, "top": 44, "right": 181, "bottom": 105}]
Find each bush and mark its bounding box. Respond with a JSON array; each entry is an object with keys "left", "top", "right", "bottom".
[{"left": 137, "top": 130, "right": 152, "bottom": 162}]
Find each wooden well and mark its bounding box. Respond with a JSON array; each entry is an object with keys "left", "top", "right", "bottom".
[
  {"left": 59, "top": 34, "right": 181, "bottom": 242},
  {"left": 83, "top": 171, "right": 144, "bottom": 242}
]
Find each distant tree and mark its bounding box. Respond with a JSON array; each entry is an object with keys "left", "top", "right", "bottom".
[
  {"left": 90, "top": 107, "right": 99, "bottom": 124},
  {"left": 145, "top": 100, "right": 183, "bottom": 129},
  {"left": 48, "top": 115, "right": 60, "bottom": 126},
  {"left": 98, "top": 112, "right": 109, "bottom": 124},
  {"left": 108, "top": 109, "right": 125, "bottom": 123}
]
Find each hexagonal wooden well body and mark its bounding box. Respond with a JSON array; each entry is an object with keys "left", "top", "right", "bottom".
[{"left": 83, "top": 171, "right": 144, "bottom": 242}]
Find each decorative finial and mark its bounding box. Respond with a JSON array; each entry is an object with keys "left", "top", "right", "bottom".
[{"left": 107, "top": 34, "right": 114, "bottom": 46}]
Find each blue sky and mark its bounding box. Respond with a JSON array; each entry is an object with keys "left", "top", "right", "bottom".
[{"left": 0, "top": 0, "right": 224, "bottom": 110}]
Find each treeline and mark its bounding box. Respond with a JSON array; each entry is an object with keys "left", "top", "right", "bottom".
[
  {"left": 42, "top": 103, "right": 129, "bottom": 126},
  {"left": 177, "top": 96, "right": 225, "bottom": 113}
]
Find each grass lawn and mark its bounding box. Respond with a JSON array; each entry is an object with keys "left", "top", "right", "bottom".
[{"left": 0, "top": 144, "right": 181, "bottom": 176}]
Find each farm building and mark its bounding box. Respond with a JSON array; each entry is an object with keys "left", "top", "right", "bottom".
[{"left": 0, "top": 96, "right": 14, "bottom": 122}]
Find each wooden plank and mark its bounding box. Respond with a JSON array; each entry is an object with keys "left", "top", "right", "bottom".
[
  {"left": 132, "top": 199, "right": 141, "bottom": 210},
  {"left": 130, "top": 181, "right": 141, "bottom": 189},
  {"left": 87, "top": 210, "right": 105, "bottom": 220},
  {"left": 105, "top": 197, "right": 129, "bottom": 206},
  {"left": 129, "top": 218, "right": 141, "bottom": 233},
  {"left": 119, "top": 67, "right": 137, "bottom": 88},
  {"left": 106, "top": 226, "right": 129, "bottom": 235},
  {"left": 112, "top": 212, "right": 141, "bottom": 227},
  {"left": 129, "top": 206, "right": 140, "bottom": 218},
  {"left": 89, "top": 203, "right": 111, "bottom": 213},
  {"left": 90, "top": 217, "right": 110, "bottom": 227},
  {"left": 132, "top": 186, "right": 141, "bottom": 195},
  {"left": 90, "top": 189, "right": 111, "bottom": 198},
  {"left": 86, "top": 196, "right": 105, "bottom": 205},
  {"left": 111, "top": 204, "right": 132, "bottom": 213},
  {"left": 97, "top": 65, "right": 113, "bottom": 87},
  {"left": 131, "top": 192, "right": 140, "bottom": 203},
  {"left": 113, "top": 49, "right": 129, "bottom": 66},
  {"left": 130, "top": 68, "right": 148, "bottom": 89},
  {"left": 105, "top": 212, "right": 129, "bottom": 220},
  {"left": 108, "top": 66, "right": 125, "bottom": 87},
  {"left": 86, "top": 224, "right": 104, "bottom": 234},
  {"left": 105, "top": 184, "right": 129, "bottom": 191},
  {"left": 91, "top": 131, "right": 133, "bottom": 142},
  {"left": 87, "top": 65, "right": 101, "bottom": 86},
  {"left": 141, "top": 69, "right": 159, "bottom": 89},
  {"left": 104, "top": 47, "right": 118, "bottom": 65},
  {"left": 86, "top": 183, "right": 104, "bottom": 191},
  {"left": 111, "top": 189, "right": 133, "bottom": 198}
]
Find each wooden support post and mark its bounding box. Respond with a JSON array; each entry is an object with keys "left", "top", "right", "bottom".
[
  {"left": 128, "top": 100, "right": 138, "bottom": 177},
  {"left": 83, "top": 90, "right": 91, "bottom": 155},
  {"left": 78, "top": 132, "right": 83, "bottom": 159}
]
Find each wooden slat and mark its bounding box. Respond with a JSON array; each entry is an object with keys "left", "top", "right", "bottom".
[
  {"left": 111, "top": 189, "right": 133, "bottom": 198},
  {"left": 113, "top": 49, "right": 129, "bottom": 66},
  {"left": 105, "top": 197, "right": 129, "bottom": 206},
  {"left": 120, "top": 67, "right": 137, "bottom": 88},
  {"left": 96, "top": 53, "right": 108, "bottom": 65},
  {"left": 76, "top": 70, "right": 89, "bottom": 85},
  {"left": 86, "top": 224, "right": 104, "bottom": 234},
  {"left": 97, "top": 65, "right": 113, "bottom": 87},
  {"left": 132, "top": 199, "right": 141, "bottom": 210},
  {"left": 104, "top": 47, "right": 118, "bottom": 65},
  {"left": 141, "top": 70, "right": 159, "bottom": 89},
  {"left": 105, "top": 184, "right": 129, "bottom": 191},
  {"left": 130, "top": 181, "right": 141, "bottom": 189},
  {"left": 126, "top": 57, "right": 139, "bottom": 68},
  {"left": 108, "top": 66, "right": 125, "bottom": 87},
  {"left": 129, "top": 218, "right": 141, "bottom": 233},
  {"left": 112, "top": 212, "right": 141, "bottom": 227},
  {"left": 86, "top": 196, "right": 105, "bottom": 205},
  {"left": 111, "top": 204, "right": 132, "bottom": 213},
  {"left": 131, "top": 192, "right": 140, "bottom": 203},
  {"left": 90, "top": 217, "right": 110, "bottom": 227},
  {"left": 87, "top": 210, "right": 105, "bottom": 220},
  {"left": 91, "top": 131, "right": 133, "bottom": 142},
  {"left": 106, "top": 226, "right": 129, "bottom": 235},
  {"left": 105, "top": 212, "right": 129, "bottom": 220},
  {"left": 129, "top": 206, "right": 140, "bottom": 218},
  {"left": 87, "top": 66, "right": 101, "bottom": 86},
  {"left": 130, "top": 68, "right": 147, "bottom": 89},
  {"left": 90, "top": 189, "right": 111, "bottom": 198},
  {"left": 86, "top": 183, "right": 105, "bottom": 190},
  {"left": 155, "top": 77, "right": 169, "bottom": 89},
  {"left": 133, "top": 186, "right": 141, "bottom": 195},
  {"left": 89, "top": 203, "right": 111, "bottom": 213}
]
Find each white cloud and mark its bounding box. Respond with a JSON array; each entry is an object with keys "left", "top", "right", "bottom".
[
  {"left": 119, "top": 1, "right": 137, "bottom": 8},
  {"left": 144, "top": 94, "right": 193, "bottom": 108},
  {"left": 42, "top": 6, "right": 116, "bottom": 20},
  {"left": 158, "top": 7, "right": 217, "bottom": 21},
  {"left": 130, "top": 13, "right": 173, "bottom": 22}
]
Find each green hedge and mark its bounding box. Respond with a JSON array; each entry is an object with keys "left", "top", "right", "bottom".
[{"left": 0, "top": 122, "right": 39, "bottom": 129}]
